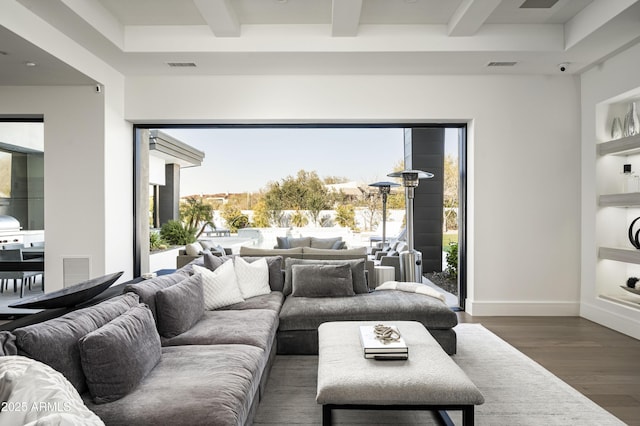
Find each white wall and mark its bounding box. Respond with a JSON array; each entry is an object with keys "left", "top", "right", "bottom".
[
  {"left": 581, "top": 42, "right": 640, "bottom": 336},
  {"left": 127, "top": 74, "right": 582, "bottom": 315}
]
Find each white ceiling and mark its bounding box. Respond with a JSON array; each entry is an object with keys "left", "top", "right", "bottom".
[{"left": 2, "top": 0, "right": 640, "bottom": 85}]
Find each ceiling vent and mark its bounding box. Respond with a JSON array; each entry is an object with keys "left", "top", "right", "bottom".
[
  {"left": 167, "top": 62, "right": 197, "bottom": 67},
  {"left": 519, "top": 0, "right": 560, "bottom": 8},
  {"left": 487, "top": 61, "right": 518, "bottom": 67}
]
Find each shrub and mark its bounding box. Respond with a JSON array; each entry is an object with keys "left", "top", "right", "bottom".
[
  {"left": 445, "top": 241, "right": 458, "bottom": 280},
  {"left": 149, "top": 232, "right": 168, "bottom": 251},
  {"left": 160, "top": 220, "right": 197, "bottom": 246}
]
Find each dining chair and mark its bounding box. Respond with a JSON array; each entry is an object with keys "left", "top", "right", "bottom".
[{"left": 0, "top": 249, "right": 40, "bottom": 298}]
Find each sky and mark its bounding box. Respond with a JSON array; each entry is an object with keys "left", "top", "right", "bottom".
[{"left": 162, "top": 127, "right": 458, "bottom": 196}]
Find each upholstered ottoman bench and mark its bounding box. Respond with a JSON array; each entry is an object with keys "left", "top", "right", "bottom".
[{"left": 316, "top": 321, "right": 484, "bottom": 425}]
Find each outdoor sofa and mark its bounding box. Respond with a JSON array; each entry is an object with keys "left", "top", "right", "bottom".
[{"left": 0, "top": 250, "right": 457, "bottom": 425}]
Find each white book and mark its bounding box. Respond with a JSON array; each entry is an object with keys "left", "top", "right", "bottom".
[{"left": 359, "top": 325, "right": 408, "bottom": 355}]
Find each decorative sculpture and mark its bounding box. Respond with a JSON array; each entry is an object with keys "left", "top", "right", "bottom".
[{"left": 628, "top": 217, "right": 640, "bottom": 249}]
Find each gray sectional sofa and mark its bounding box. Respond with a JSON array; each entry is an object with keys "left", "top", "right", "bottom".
[{"left": 0, "top": 251, "right": 457, "bottom": 426}]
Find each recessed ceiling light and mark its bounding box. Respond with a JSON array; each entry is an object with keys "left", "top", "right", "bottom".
[
  {"left": 167, "top": 62, "right": 197, "bottom": 67},
  {"left": 24, "top": 61, "right": 37, "bottom": 67},
  {"left": 487, "top": 61, "right": 518, "bottom": 67},
  {"left": 275, "top": 0, "right": 288, "bottom": 3},
  {"left": 405, "top": 0, "right": 417, "bottom": 3},
  {"left": 0, "top": 51, "right": 8, "bottom": 56}
]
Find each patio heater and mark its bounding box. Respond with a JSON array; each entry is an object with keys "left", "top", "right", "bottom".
[
  {"left": 368, "top": 181, "right": 400, "bottom": 250},
  {"left": 387, "top": 169, "right": 434, "bottom": 282}
]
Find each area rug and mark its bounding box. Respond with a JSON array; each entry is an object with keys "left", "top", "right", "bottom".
[{"left": 254, "top": 323, "right": 625, "bottom": 425}]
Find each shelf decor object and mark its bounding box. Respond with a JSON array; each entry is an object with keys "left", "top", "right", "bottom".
[
  {"left": 368, "top": 181, "right": 400, "bottom": 250},
  {"left": 387, "top": 169, "right": 433, "bottom": 282},
  {"left": 612, "top": 117, "right": 623, "bottom": 139},
  {"left": 623, "top": 101, "right": 639, "bottom": 137},
  {"left": 628, "top": 217, "right": 640, "bottom": 249}
]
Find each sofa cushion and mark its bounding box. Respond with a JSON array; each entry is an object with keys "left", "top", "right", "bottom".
[
  {"left": 220, "top": 291, "right": 285, "bottom": 312},
  {"left": 123, "top": 271, "right": 190, "bottom": 322},
  {"left": 239, "top": 246, "right": 304, "bottom": 258},
  {"left": 79, "top": 305, "right": 162, "bottom": 404},
  {"left": 288, "top": 236, "right": 311, "bottom": 248},
  {"left": 279, "top": 290, "right": 458, "bottom": 332},
  {"left": 161, "top": 309, "right": 279, "bottom": 351},
  {"left": 12, "top": 293, "right": 140, "bottom": 393},
  {"left": 240, "top": 255, "right": 284, "bottom": 292},
  {"left": 284, "top": 258, "right": 368, "bottom": 296},
  {"left": 310, "top": 236, "right": 342, "bottom": 249},
  {"left": 155, "top": 274, "right": 205, "bottom": 338},
  {"left": 291, "top": 264, "right": 355, "bottom": 297},
  {"left": 193, "top": 262, "right": 245, "bottom": 310},
  {"left": 0, "top": 356, "right": 104, "bottom": 426},
  {"left": 83, "top": 344, "right": 265, "bottom": 426},
  {"left": 302, "top": 246, "right": 367, "bottom": 257},
  {"left": 234, "top": 256, "right": 271, "bottom": 299}
]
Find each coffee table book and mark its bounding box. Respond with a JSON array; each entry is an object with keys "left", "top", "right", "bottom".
[{"left": 359, "top": 325, "right": 408, "bottom": 359}]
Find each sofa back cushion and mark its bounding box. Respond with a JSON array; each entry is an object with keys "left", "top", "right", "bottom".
[
  {"left": 302, "top": 246, "right": 367, "bottom": 258},
  {"left": 12, "top": 293, "right": 140, "bottom": 393},
  {"left": 193, "top": 262, "right": 245, "bottom": 310},
  {"left": 123, "top": 271, "right": 189, "bottom": 322},
  {"left": 309, "top": 236, "right": 342, "bottom": 249},
  {"left": 239, "top": 246, "right": 304, "bottom": 258},
  {"left": 283, "top": 258, "right": 368, "bottom": 296},
  {"left": 234, "top": 256, "right": 271, "bottom": 299},
  {"left": 155, "top": 274, "right": 205, "bottom": 338},
  {"left": 238, "top": 255, "right": 284, "bottom": 292},
  {"left": 290, "top": 264, "right": 355, "bottom": 297},
  {"left": 79, "top": 305, "right": 161, "bottom": 404}
]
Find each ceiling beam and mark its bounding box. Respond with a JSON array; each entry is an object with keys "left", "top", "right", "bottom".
[
  {"left": 332, "top": 0, "right": 363, "bottom": 37},
  {"left": 59, "top": 0, "right": 124, "bottom": 49},
  {"left": 448, "top": 0, "right": 502, "bottom": 37},
  {"left": 193, "top": 0, "right": 240, "bottom": 37},
  {"left": 564, "top": 0, "right": 640, "bottom": 50}
]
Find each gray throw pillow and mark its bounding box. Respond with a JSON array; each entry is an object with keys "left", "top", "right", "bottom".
[
  {"left": 12, "top": 293, "right": 140, "bottom": 393},
  {"left": 78, "top": 304, "right": 162, "bottom": 404},
  {"left": 155, "top": 274, "right": 205, "bottom": 338},
  {"left": 203, "top": 252, "right": 232, "bottom": 271},
  {"left": 291, "top": 264, "right": 355, "bottom": 297},
  {"left": 276, "top": 236, "right": 290, "bottom": 249},
  {"left": 331, "top": 240, "right": 346, "bottom": 250},
  {"left": 284, "top": 258, "right": 368, "bottom": 296},
  {"left": 123, "top": 272, "right": 190, "bottom": 322}
]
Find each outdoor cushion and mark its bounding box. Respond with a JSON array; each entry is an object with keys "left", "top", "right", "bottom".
[
  {"left": 310, "top": 236, "right": 342, "bottom": 249},
  {"left": 185, "top": 242, "right": 203, "bottom": 256},
  {"left": 123, "top": 271, "right": 190, "bottom": 322},
  {"left": 79, "top": 305, "right": 162, "bottom": 404},
  {"left": 83, "top": 344, "right": 264, "bottom": 426},
  {"left": 291, "top": 264, "right": 355, "bottom": 297},
  {"left": 302, "top": 246, "right": 367, "bottom": 257},
  {"left": 284, "top": 258, "right": 368, "bottom": 296},
  {"left": 155, "top": 274, "right": 205, "bottom": 338},
  {"left": 193, "top": 262, "right": 245, "bottom": 310},
  {"left": 12, "top": 293, "right": 140, "bottom": 393},
  {"left": 288, "top": 237, "right": 311, "bottom": 248},
  {"left": 239, "top": 246, "right": 304, "bottom": 258},
  {"left": 234, "top": 256, "right": 271, "bottom": 299},
  {"left": 220, "top": 291, "right": 285, "bottom": 312},
  {"left": 276, "top": 236, "right": 290, "bottom": 249}
]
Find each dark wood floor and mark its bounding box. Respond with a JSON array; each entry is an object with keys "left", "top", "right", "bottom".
[{"left": 458, "top": 313, "right": 640, "bottom": 425}]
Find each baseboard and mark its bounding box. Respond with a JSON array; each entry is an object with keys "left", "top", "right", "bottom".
[
  {"left": 465, "top": 299, "right": 580, "bottom": 316},
  {"left": 580, "top": 300, "right": 640, "bottom": 341}
]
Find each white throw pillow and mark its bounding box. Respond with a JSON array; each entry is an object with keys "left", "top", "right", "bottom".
[
  {"left": 0, "top": 355, "right": 104, "bottom": 426},
  {"left": 234, "top": 257, "right": 271, "bottom": 299},
  {"left": 193, "top": 262, "right": 244, "bottom": 310},
  {"left": 185, "top": 242, "right": 203, "bottom": 256}
]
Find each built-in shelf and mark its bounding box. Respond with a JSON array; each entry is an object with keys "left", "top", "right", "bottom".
[
  {"left": 599, "top": 192, "right": 640, "bottom": 206},
  {"left": 598, "top": 134, "right": 640, "bottom": 156},
  {"left": 600, "top": 294, "right": 640, "bottom": 310},
  {"left": 598, "top": 246, "right": 640, "bottom": 264}
]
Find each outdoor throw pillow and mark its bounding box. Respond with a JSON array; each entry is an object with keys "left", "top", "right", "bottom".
[
  {"left": 234, "top": 256, "right": 271, "bottom": 299},
  {"left": 290, "top": 263, "right": 355, "bottom": 297},
  {"left": 155, "top": 274, "right": 205, "bottom": 338},
  {"left": 185, "top": 242, "right": 203, "bottom": 256},
  {"left": 78, "top": 305, "right": 162, "bottom": 404},
  {"left": 193, "top": 262, "right": 245, "bottom": 310}
]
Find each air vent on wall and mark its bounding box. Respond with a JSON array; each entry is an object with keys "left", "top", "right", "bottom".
[
  {"left": 167, "top": 62, "right": 197, "bottom": 67},
  {"left": 519, "top": 0, "right": 560, "bottom": 8},
  {"left": 487, "top": 61, "right": 518, "bottom": 67}
]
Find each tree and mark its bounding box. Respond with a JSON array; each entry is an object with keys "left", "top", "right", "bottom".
[
  {"left": 443, "top": 154, "right": 459, "bottom": 231},
  {"left": 335, "top": 204, "right": 357, "bottom": 231},
  {"left": 179, "top": 196, "right": 214, "bottom": 239},
  {"left": 251, "top": 199, "right": 271, "bottom": 228},
  {"left": 220, "top": 203, "right": 248, "bottom": 233}
]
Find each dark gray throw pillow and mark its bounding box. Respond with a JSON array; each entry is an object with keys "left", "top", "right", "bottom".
[
  {"left": 203, "top": 252, "right": 232, "bottom": 271},
  {"left": 291, "top": 264, "right": 355, "bottom": 297},
  {"left": 284, "top": 258, "right": 368, "bottom": 296},
  {"left": 78, "top": 304, "right": 162, "bottom": 404},
  {"left": 276, "top": 236, "right": 290, "bottom": 249},
  {"left": 155, "top": 274, "right": 205, "bottom": 338}
]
